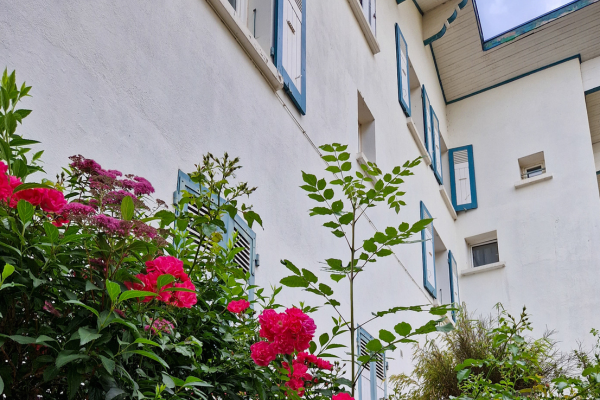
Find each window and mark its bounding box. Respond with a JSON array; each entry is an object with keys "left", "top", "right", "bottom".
[
  {"left": 274, "top": 0, "right": 307, "bottom": 114},
  {"left": 518, "top": 151, "right": 546, "bottom": 179},
  {"left": 422, "top": 86, "right": 433, "bottom": 162},
  {"left": 472, "top": 240, "right": 499, "bottom": 268},
  {"left": 396, "top": 24, "right": 411, "bottom": 117},
  {"left": 448, "top": 145, "right": 478, "bottom": 212},
  {"left": 431, "top": 108, "right": 443, "bottom": 184},
  {"left": 420, "top": 202, "right": 436, "bottom": 298},
  {"left": 357, "top": 327, "right": 387, "bottom": 400},
  {"left": 175, "top": 171, "right": 257, "bottom": 299},
  {"left": 360, "top": 0, "right": 376, "bottom": 34},
  {"left": 358, "top": 91, "right": 376, "bottom": 164},
  {"left": 448, "top": 251, "right": 460, "bottom": 322}
]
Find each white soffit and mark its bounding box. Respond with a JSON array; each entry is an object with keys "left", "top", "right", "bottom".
[{"left": 432, "top": 1, "right": 600, "bottom": 103}]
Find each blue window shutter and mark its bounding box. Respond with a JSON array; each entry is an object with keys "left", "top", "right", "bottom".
[
  {"left": 275, "top": 0, "right": 306, "bottom": 114},
  {"left": 357, "top": 327, "right": 383, "bottom": 400},
  {"left": 431, "top": 108, "right": 443, "bottom": 184},
  {"left": 448, "top": 251, "right": 460, "bottom": 322},
  {"left": 420, "top": 201, "right": 436, "bottom": 298},
  {"left": 396, "top": 24, "right": 411, "bottom": 117},
  {"left": 448, "top": 145, "right": 478, "bottom": 211},
  {"left": 422, "top": 85, "right": 433, "bottom": 161}
]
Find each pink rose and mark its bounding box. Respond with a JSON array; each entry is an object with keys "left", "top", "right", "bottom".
[
  {"left": 250, "top": 341, "right": 276, "bottom": 366},
  {"left": 40, "top": 189, "right": 67, "bottom": 213},
  {"left": 145, "top": 256, "right": 189, "bottom": 282},
  {"left": 227, "top": 299, "right": 250, "bottom": 314},
  {"left": 332, "top": 394, "right": 354, "bottom": 400},
  {"left": 169, "top": 280, "right": 197, "bottom": 308},
  {"left": 14, "top": 188, "right": 45, "bottom": 206}
]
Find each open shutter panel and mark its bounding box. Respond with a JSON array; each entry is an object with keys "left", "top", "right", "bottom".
[
  {"left": 422, "top": 85, "right": 433, "bottom": 160},
  {"left": 276, "top": 0, "right": 306, "bottom": 114},
  {"left": 448, "top": 251, "right": 460, "bottom": 322},
  {"left": 395, "top": 24, "right": 411, "bottom": 117},
  {"left": 357, "top": 327, "right": 384, "bottom": 400},
  {"left": 232, "top": 215, "right": 257, "bottom": 301},
  {"left": 448, "top": 145, "right": 478, "bottom": 212},
  {"left": 431, "top": 108, "right": 443, "bottom": 184},
  {"left": 420, "top": 202, "right": 436, "bottom": 298}
]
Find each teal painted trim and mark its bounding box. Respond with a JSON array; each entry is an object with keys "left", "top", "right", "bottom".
[
  {"left": 447, "top": 9, "right": 458, "bottom": 24},
  {"left": 421, "top": 85, "right": 434, "bottom": 160},
  {"left": 357, "top": 327, "right": 379, "bottom": 400},
  {"left": 420, "top": 201, "right": 436, "bottom": 298},
  {"left": 448, "top": 145, "right": 478, "bottom": 211},
  {"left": 480, "top": 0, "right": 599, "bottom": 51},
  {"left": 446, "top": 54, "right": 581, "bottom": 105},
  {"left": 423, "top": 25, "right": 446, "bottom": 46},
  {"left": 429, "top": 45, "right": 448, "bottom": 104},
  {"left": 274, "top": 0, "right": 307, "bottom": 114},
  {"left": 448, "top": 251, "right": 460, "bottom": 322},
  {"left": 396, "top": 24, "right": 411, "bottom": 117},
  {"left": 458, "top": 0, "right": 468, "bottom": 8},
  {"left": 585, "top": 86, "right": 600, "bottom": 96},
  {"left": 431, "top": 108, "right": 443, "bottom": 184},
  {"left": 412, "top": 0, "right": 424, "bottom": 15}
]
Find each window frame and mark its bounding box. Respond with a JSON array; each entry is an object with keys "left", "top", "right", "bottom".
[
  {"left": 448, "top": 251, "right": 460, "bottom": 322},
  {"left": 448, "top": 144, "right": 478, "bottom": 212},
  {"left": 422, "top": 85, "right": 434, "bottom": 162},
  {"left": 357, "top": 326, "right": 387, "bottom": 400},
  {"left": 420, "top": 201, "right": 436, "bottom": 298},
  {"left": 274, "top": 0, "right": 307, "bottom": 115},
  {"left": 470, "top": 239, "right": 499, "bottom": 268},
  {"left": 431, "top": 107, "right": 443, "bottom": 184},
  {"left": 395, "top": 23, "right": 411, "bottom": 117}
]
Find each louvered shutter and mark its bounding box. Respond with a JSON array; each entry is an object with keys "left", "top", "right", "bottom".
[
  {"left": 420, "top": 202, "right": 436, "bottom": 298},
  {"left": 431, "top": 108, "right": 443, "bottom": 184},
  {"left": 357, "top": 327, "right": 386, "bottom": 400},
  {"left": 448, "top": 251, "right": 460, "bottom": 322},
  {"left": 422, "top": 85, "right": 433, "bottom": 161},
  {"left": 275, "top": 0, "right": 306, "bottom": 114},
  {"left": 395, "top": 24, "right": 411, "bottom": 117},
  {"left": 174, "top": 171, "right": 256, "bottom": 299},
  {"left": 448, "top": 145, "right": 478, "bottom": 211}
]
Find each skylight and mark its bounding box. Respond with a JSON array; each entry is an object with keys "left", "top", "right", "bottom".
[{"left": 475, "top": 0, "right": 576, "bottom": 40}]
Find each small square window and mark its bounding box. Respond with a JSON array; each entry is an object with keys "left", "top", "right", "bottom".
[
  {"left": 518, "top": 151, "right": 546, "bottom": 180},
  {"left": 472, "top": 241, "right": 499, "bottom": 267}
]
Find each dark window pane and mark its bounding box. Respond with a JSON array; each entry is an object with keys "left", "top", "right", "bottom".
[
  {"left": 526, "top": 165, "right": 543, "bottom": 178},
  {"left": 228, "top": 0, "right": 237, "bottom": 9},
  {"left": 472, "top": 242, "right": 499, "bottom": 267}
]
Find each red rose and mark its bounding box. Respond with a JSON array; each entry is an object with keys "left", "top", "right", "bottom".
[
  {"left": 40, "top": 188, "right": 67, "bottom": 213},
  {"left": 170, "top": 280, "right": 197, "bottom": 308},
  {"left": 332, "top": 393, "right": 354, "bottom": 400},
  {"left": 250, "top": 341, "right": 276, "bottom": 366},
  {"left": 14, "top": 188, "right": 45, "bottom": 206},
  {"left": 227, "top": 299, "right": 250, "bottom": 314},
  {"left": 146, "top": 256, "right": 189, "bottom": 282}
]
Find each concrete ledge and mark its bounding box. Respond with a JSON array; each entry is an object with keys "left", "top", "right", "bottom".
[
  {"left": 514, "top": 173, "right": 553, "bottom": 189},
  {"left": 206, "top": 0, "right": 284, "bottom": 91},
  {"left": 356, "top": 152, "right": 378, "bottom": 183},
  {"left": 407, "top": 118, "right": 432, "bottom": 166},
  {"left": 347, "top": 0, "right": 381, "bottom": 54},
  {"left": 461, "top": 261, "right": 506, "bottom": 276},
  {"left": 439, "top": 186, "right": 457, "bottom": 220}
]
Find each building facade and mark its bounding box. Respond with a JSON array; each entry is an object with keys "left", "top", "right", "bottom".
[{"left": 3, "top": 0, "right": 600, "bottom": 397}]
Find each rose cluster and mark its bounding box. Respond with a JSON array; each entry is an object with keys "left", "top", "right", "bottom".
[
  {"left": 251, "top": 308, "right": 333, "bottom": 396},
  {"left": 227, "top": 299, "right": 250, "bottom": 314},
  {"left": 0, "top": 161, "right": 67, "bottom": 221},
  {"left": 125, "top": 256, "right": 197, "bottom": 308}
]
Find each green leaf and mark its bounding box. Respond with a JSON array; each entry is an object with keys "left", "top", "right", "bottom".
[
  {"left": 302, "top": 171, "right": 317, "bottom": 186},
  {"left": 0, "top": 375, "right": 3, "bottom": 395},
  {"left": 326, "top": 259, "right": 342, "bottom": 269},
  {"left": 280, "top": 276, "right": 308, "bottom": 288},
  {"left": 78, "top": 327, "right": 102, "bottom": 346},
  {"left": 17, "top": 199, "right": 34, "bottom": 222},
  {"left": 436, "top": 323, "right": 454, "bottom": 333},
  {"left": 363, "top": 240, "right": 377, "bottom": 253},
  {"left": 121, "top": 196, "right": 134, "bottom": 221},
  {"left": 67, "top": 368, "right": 82, "bottom": 400},
  {"left": 318, "top": 283, "right": 333, "bottom": 296},
  {"left": 13, "top": 182, "right": 54, "bottom": 193},
  {"left": 323, "top": 189, "right": 334, "bottom": 200},
  {"left": 309, "top": 341, "right": 317, "bottom": 354},
  {"left": 366, "top": 339, "right": 382, "bottom": 352},
  {"left": 126, "top": 350, "right": 169, "bottom": 369},
  {"left": 457, "top": 368, "right": 471, "bottom": 382},
  {"left": 338, "top": 213, "right": 353, "bottom": 225},
  {"left": 65, "top": 300, "right": 99, "bottom": 317},
  {"left": 308, "top": 193, "right": 325, "bottom": 202},
  {"left": 317, "top": 179, "right": 326, "bottom": 190},
  {"left": 379, "top": 329, "right": 396, "bottom": 343},
  {"left": 300, "top": 185, "right": 318, "bottom": 192},
  {"left": 319, "top": 333, "right": 329, "bottom": 347},
  {"left": 44, "top": 221, "right": 59, "bottom": 243},
  {"left": 8, "top": 335, "right": 37, "bottom": 344},
  {"left": 320, "top": 144, "right": 335, "bottom": 152},
  {"left": 302, "top": 269, "right": 318, "bottom": 284},
  {"left": 85, "top": 281, "right": 101, "bottom": 291},
  {"left": 105, "top": 388, "right": 126, "bottom": 400},
  {"left": 2, "top": 263, "right": 15, "bottom": 281},
  {"left": 156, "top": 274, "right": 175, "bottom": 290},
  {"left": 162, "top": 287, "right": 196, "bottom": 293},
  {"left": 394, "top": 322, "right": 412, "bottom": 336},
  {"left": 376, "top": 249, "right": 393, "bottom": 257},
  {"left": 55, "top": 351, "right": 89, "bottom": 368},
  {"left": 321, "top": 155, "right": 337, "bottom": 162},
  {"left": 133, "top": 338, "right": 161, "bottom": 347},
  {"left": 99, "top": 355, "right": 115, "bottom": 375},
  {"left": 105, "top": 280, "right": 121, "bottom": 304},
  {"left": 282, "top": 259, "right": 301, "bottom": 275},
  {"left": 331, "top": 200, "right": 343, "bottom": 213},
  {"left": 118, "top": 290, "right": 158, "bottom": 303},
  {"left": 330, "top": 274, "right": 345, "bottom": 282},
  {"left": 341, "top": 162, "right": 351, "bottom": 171},
  {"left": 310, "top": 207, "right": 332, "bottom": 216},
  {"left": 183, "top": 376, "right": 213, "bottom": 388}
]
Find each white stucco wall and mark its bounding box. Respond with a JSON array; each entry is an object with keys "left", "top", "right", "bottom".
[
  {"left": 1, "top": 0, "right": 461, "bottom": 380},
  {"left": 447, "top": 59, "right": 600, "bottom": 349}
]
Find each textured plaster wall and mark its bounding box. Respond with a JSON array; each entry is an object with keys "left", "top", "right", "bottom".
[
  {"left": 1, "top": 0, "right": 459, "bottom": 377},
  {"left": 447, "top": 59, "right": 600, "bottom": 348}
]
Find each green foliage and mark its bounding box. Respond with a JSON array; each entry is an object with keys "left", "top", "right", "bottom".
[{"left": 282, "top": 143, "right": 455, "bottom": 397}]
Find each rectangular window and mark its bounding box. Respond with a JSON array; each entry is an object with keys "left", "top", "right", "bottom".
[
  {"left": 518, "top": 151, "right": 546, "bottom": 180},
  {"left": 431, "top": 108, "right": 443, "bottom": 184},
  {"left": 357, "top": 327, "right": 387, "bottom": 400},
  {"left": 472, "top": 241, "right": 499, "bottom": 267},
  {"left": 275, "top": 0, "right": 306, "bottom": 114},
  {"left": 448, "top": 251, "right": 460, "bottom": 322},
  {"left": 422, "top": 85, "right": 433, "bottom": 161},
  {"left": 448, "top": 145, "right": 478, "bottom": 212},
  {"left": 395, "top": 24, "right": 410, "bottom": 117},
  {"left": 175, "top": 170, "right": 257, "bottom": 299},
  {"left": 358, "top": 91, "right": 376, "bottom": 164},
  {"left": 360, "top": 0, "right": 376, "bottom": 34},
  {"left": 420, "top": 202, "right": 436, "bottom": 298}
]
